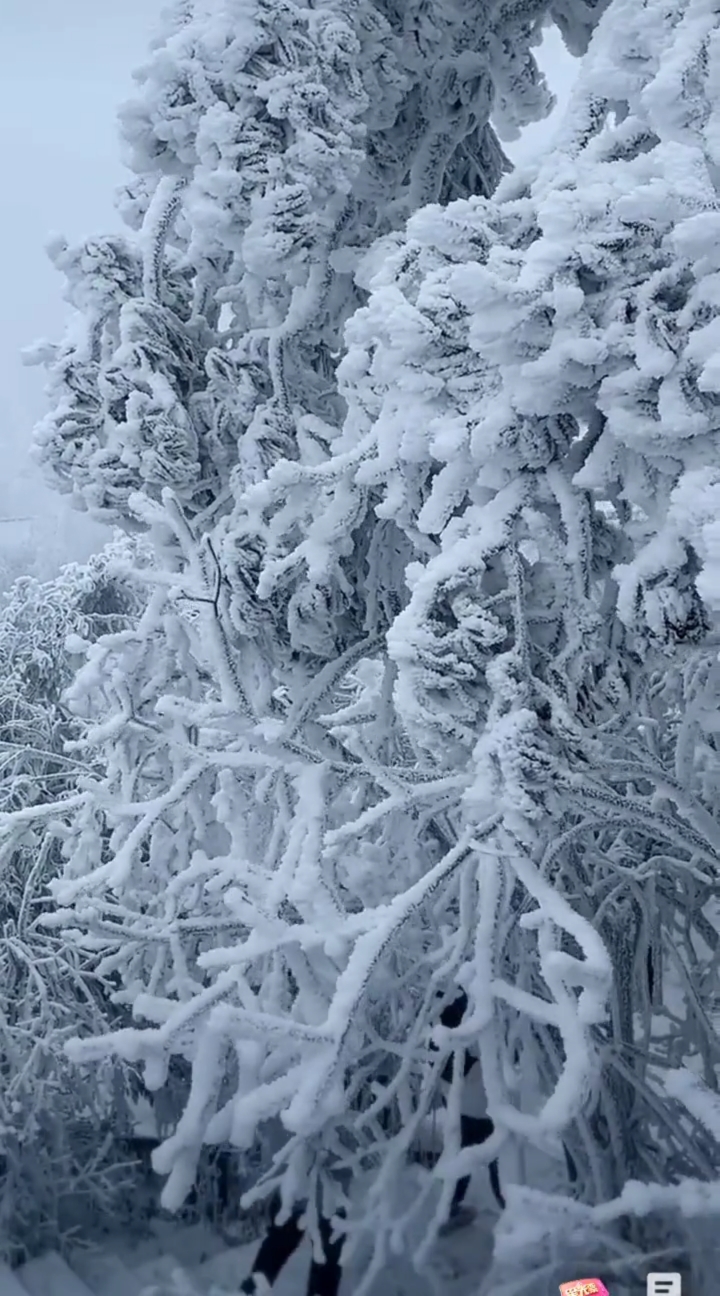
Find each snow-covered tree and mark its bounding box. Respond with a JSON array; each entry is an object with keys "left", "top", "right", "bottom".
[
  {"left": 26, "top": 0, "right": 614, "bottom": 535},
  {"left": 247, "top": 0, "right": 720, "bottom": 1284},
  {"left": 21, "top": 0, "right": 720, "bottom": 1288}
]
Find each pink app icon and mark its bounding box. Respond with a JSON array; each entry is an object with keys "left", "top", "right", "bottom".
[{"left": 559, "top": 1280, "right": 609, "bottom": 1296}]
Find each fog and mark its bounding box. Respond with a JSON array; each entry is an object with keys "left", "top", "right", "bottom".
[{"left": 0, "top": 0, "right": 164, "bottom": 583}]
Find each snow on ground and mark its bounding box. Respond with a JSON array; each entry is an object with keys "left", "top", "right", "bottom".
[
  {"left": 4, "top": 1141, "right": 613, "bottom": 1296},
  {"left": 5, "top": 1143, "right": 580, "bottom": 1294}
]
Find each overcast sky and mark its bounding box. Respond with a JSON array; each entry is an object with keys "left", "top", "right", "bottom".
[
  {"left": 0, "top": 0, "right": 164, "bottom": 580},
  {"left": 0, "top": 6, "right": 578, "bottom": 584}
]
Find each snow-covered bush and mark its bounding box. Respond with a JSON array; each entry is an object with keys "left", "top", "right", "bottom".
[
  {"left": 486, "top": 1069, "right": 720, "bottom": 1296},
  {"left": 0, "top": 537, "right": 152, "bottom": 1260}
]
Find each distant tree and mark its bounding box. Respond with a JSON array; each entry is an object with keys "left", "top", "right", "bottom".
[{"left": 0, "top": 536, "right": 150, "bottom": 1260}]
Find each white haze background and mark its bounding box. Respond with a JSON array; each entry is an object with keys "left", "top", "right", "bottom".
[
  {"left": 0, "top": 4, "right": 576, "bottom": 585},
  {"left": 0, "top": 0, "right": 164, "bottom": 580}
]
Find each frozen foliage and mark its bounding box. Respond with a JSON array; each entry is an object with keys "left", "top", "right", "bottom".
[
  {"left": 24, "top": 0, "right": 608, "bottom": 533},
  {"left": 233, "top": 0, "right": 720, "bottom": 1266},
  {"left": 0, "top": 539, "right": 151, "bottom": 1262},
  {"left": 487, "top": 1068, "right": 720, "bottom": 1296},
  {"left": 10, "top": 0, "right": 720, "bottom": 1290}
]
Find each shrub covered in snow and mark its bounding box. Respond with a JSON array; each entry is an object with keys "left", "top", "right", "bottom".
[{"left": 0, "top": 537, "right": 152, "bottom": 1260}]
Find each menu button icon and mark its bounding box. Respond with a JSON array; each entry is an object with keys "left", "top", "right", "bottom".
[{"left": 647, "top": 1274, "right": 681, "bottom": 1296}]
